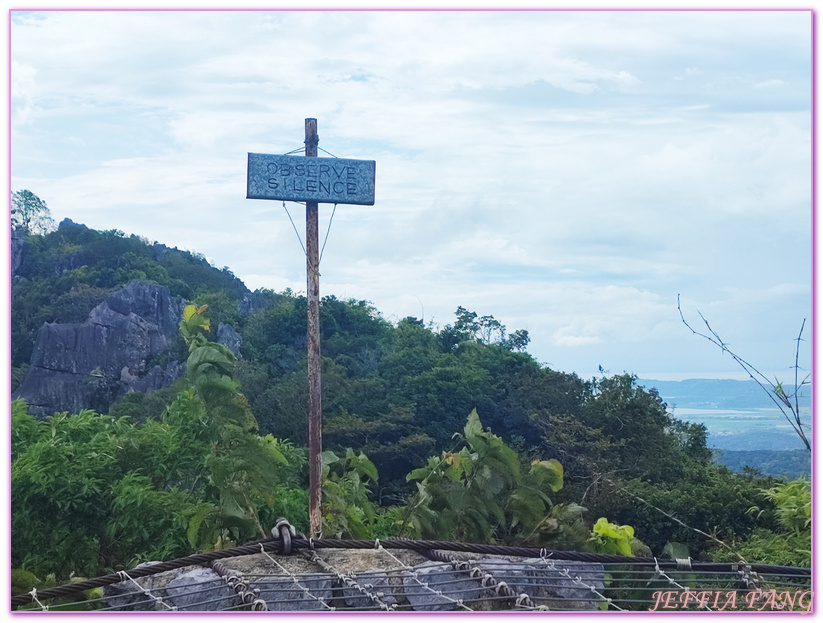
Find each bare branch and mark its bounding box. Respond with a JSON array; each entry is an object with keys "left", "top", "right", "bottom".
[
  {"left": 793, "top": 319, "right": 806, "bottom": 418},
  {"left": 678, "top": 295, "right": 810, "bottom": 452}
]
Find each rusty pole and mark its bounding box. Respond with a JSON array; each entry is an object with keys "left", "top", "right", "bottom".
[{"left": 304, "top": 118, "right": 322, "bottom": 537}]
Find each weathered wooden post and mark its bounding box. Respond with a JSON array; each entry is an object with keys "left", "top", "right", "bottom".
[
  {"left": 247, "top": 121, "right": 375, "bottom": 537},
  {"left": 303, "top": 119, "right": 322, "bottom": 537}
]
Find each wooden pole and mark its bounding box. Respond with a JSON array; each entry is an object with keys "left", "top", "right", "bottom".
[{"left": 305, "top": 118, "right": 322, "bottom": 537}]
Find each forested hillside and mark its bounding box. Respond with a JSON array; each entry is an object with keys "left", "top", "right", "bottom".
[{"left": 10, "top": 215, "right": 810, "bottom": 589}]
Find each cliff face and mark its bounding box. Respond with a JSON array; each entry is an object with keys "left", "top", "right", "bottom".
[
  {"left": 11, "top": 230, "right": 25, "bottom": 279},
  {"left": 13, "top": 281, "right": 187, "bottom": 418}
]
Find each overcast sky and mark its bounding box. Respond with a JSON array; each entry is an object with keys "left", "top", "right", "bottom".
[{"left": 9, "top": 9, "right": 812, "bottom": 381}]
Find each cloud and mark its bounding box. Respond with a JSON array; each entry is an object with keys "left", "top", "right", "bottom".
[
  {"left": 755, "top": 79, "right": 787, "bottom": 89},
  {"left": 10, "top": 61, "right": 38, "bottom": 127}
]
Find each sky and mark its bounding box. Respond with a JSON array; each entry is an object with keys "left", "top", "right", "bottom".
[{"left": 8, "top": 8, "right": 813, "bottom": 382}]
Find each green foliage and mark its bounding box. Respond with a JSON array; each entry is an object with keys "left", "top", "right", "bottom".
[
  {"left": 531, "top": 373, "right": 759, "bottom": 558},
  {"left": 10, "top": 305, "right": 302, "bottom": 582},
  {"left": 194, "top": 290, "right": 240, "bottom": 328},
  {"left": 10, "top": 402, "right": 196, "bottom": 577},
  {"left": 321, "top": 449, "right": 380, "bottom": 538},
  {"left": 11, "top": 569, "right": 105, "bottom": 612},
  {"left": 713, "top": 449, "right": 810, "bottom": 480},
  {"left": 438, "top": 306, "right": 530, "bottom": 352},
  {"left": 11, "top": 218, "right": 794, "bottom": 585},
  {"left": 178, "top": 303, "right": 292, "bottom": 540},
  {"left": 108, "top": 380, "right": 187, "bottom": 424},
  {"left": 586, "top": 518, "right": 638, "bottom": 557},
  {"left": 761, "top": 478, "right": 811, "bottom": 535},
  {"left": 105, "top": 473, "right": 194, "bottom": 566},
  {"left": 710, "top": 478, "right": 810, "bottom": 567},
  {"left": 592, "top": 465, "right": 774, "bottom": 559},
  {"left": 403, "top": 410, "right": 564, "bottom": 544}
]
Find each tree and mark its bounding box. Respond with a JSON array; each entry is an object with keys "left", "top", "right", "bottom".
[
  {"left": 402, "top": 409, "right": 565, "bottom": 544},
  {"left": 179, "top": 303, "right": 290, "bottom": 541},
  {"left": 10, "top": 400, "right": 200, "bottom": 578},
  {"left": 439, "top": 307, "right": 530, "bottom": 352},
  {"left": 11, "top": 190, "right": 55, "bottom": 234}
]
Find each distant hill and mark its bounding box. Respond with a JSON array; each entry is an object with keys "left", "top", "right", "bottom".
[
  {"left": 637, "top": 378, "right": 810, "bottom": 410},
  {"left": 639, "top": 378, "right": 811, "bottom": 477},
  {"left": 11, "top": 218, "right": 249, "bottom": 370},
  {"left": 713, "top": 449, "right": 811, "bottom": 480},
  {"left": 10, "top": 217, "right": 805, "bottom": 566}
]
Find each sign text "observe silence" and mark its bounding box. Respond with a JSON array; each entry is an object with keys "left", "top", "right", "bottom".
[{"left": 247, "top": 153, "right": 376, "bottom": 205}]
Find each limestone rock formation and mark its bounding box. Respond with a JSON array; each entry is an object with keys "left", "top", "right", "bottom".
[
  {"left": 217, "top": 323, "right": 243, "bottom": 359},
  {"left": 238, "top": 291, "right": 268, "bottom": 317},
  {"left": 13, "top": 281, "right": 187, "bottom": 418}
]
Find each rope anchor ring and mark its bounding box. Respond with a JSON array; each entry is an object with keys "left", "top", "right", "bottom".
[{"left": 272, "top": 518, "right": 297, "bottom": 556}]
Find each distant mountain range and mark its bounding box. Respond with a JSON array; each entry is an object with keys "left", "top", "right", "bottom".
[
  {"left": 638, "top": 378, "right": 811, "bottom": 478},
  {"left": 638, "top": 378, "right": 811, "bottom": 410}
]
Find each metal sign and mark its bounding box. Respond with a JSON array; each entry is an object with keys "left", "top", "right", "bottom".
[{"left": 247, "top": 153, "right": 376, "bottom": 205}]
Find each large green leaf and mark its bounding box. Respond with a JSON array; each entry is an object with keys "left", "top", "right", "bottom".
[
  {"left": 407, "top": 466, "right": 433, "bottom": 482},
  {"left": 463, "top": 409, "right": 484, "bottom": 439},
  {"left": 261, "top": 435, "right": 289, "bottom": 465},
  {"left": 530, "top": 459, "right": 563, "bottom": 492},
  {"left": 187, "top": 343, "right": 236, "bottom": 378},
  {"left": 509, "top": 492, "right": 549, "bottom": 530}
]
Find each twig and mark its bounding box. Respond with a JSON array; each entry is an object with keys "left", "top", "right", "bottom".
[
  {"left": 677, "top": 295, "right": 810, "bottom": 452},
  {"left": 603, "top": 477, "right": 743, "bottom": 558}
]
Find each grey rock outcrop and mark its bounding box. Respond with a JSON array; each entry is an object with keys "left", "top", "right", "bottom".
[
  {"left": 238, "top": 291, "right": 268, "bottom": 317},
  {"left": 341, "top": 569, "right": 397, "bottom": 608},
  {"left": 469, "top": 557, "right": 606, "bottom": 610},
  {"left": 217, "top": 323, "right": 243, "bottom": 359},
  {"left": 165, "top": 568, "right": 241, "bottom": 611},
  {"left": 252, "top": 576, "right": 334, "bottom": 611},
  {"left": 11, "top": 230, "right": 25, "bottom": 279},
  {"left": 13, "top": 281, "right": 186, "bottom": 418},
  {"left": 402, "top": 561, "right": 481, "bottom": 610},
  {"left": 102, "top": 561, "right": 170, "bottom": 611},
  {"left": 102, "top": 550, "right": 605, "bottom": 612}
]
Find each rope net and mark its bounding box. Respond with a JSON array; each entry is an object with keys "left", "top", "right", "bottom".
[{"left": 12, "top": 529, "right": 812, "bottom": 612}]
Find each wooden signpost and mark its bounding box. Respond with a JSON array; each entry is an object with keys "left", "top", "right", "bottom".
[{"left": 247, "top": 119, "right": 376, "bottom": 537}]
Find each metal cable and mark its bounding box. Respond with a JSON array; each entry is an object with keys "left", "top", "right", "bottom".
[
  {"left": 303, "top": 548, "right": 396, "bottom": 611},
  {"left": 282, "top": 201, "right": 307, "bottom": 256},
  {"left": 319, "top": 203, "right": 337, "bottom": 264},
  {"left": 256, "top": 543, "right": 335, "bottom": 610},
  {"left": 653, "top": 557, "right": 712, "bottom": 611},
  {"left": 116, "top": 569, "right": 176, "bottom": 611},
  {"left": 210, "top": 561, "right": 268, "bottom": 611},
  {"left": 373, "top": 539, "right": 473, "bottom": 611},
  {"left": 421, "top": 549, "right": 548, "bottom": 610},
  {"left": 10, "top": 534, "right": 811, "bottom": 608}
]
